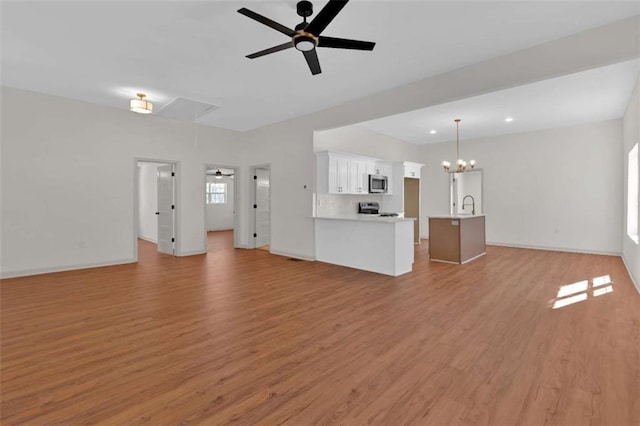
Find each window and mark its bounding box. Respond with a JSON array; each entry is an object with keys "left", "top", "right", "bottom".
[
  {"left": 628, "top": 143, "right": 639, "bottom": 244},
  {"left": 206, "top": 182, "right": 226, "bottom": 204}
]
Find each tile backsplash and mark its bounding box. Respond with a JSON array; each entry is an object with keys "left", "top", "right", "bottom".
[{"left": 316, "top": 193, "right": 384, "bottom": 216}]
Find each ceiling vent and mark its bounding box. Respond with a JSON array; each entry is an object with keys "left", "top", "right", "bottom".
[{"left": 156, "top": 97, "right": 220, "bottom": 122}]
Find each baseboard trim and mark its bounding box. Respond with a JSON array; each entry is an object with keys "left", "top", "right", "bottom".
[
  {"left": 486, "top": 241, "right": 621, "bottom": 257},
  {"left": 269, "top": 249, "right": 316, "bottom": 262},
  {"left": 177, "top": 249, "right": 207, "bottom": 257},
  {"left": 138, "top": 236, "right": 157, "bottom": 244},
  {"left": 621, "top": 255, "right": 640, "bottom": 294},
  {"left": 0, "top": 258, "right": 136, "bottom": 279},
  {"left": 207, "top": 228, "right": 234, "bottom": 232}
]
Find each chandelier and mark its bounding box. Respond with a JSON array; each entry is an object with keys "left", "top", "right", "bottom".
[{"left": 441, "top": 118, "right": 476, "bottom": 172}]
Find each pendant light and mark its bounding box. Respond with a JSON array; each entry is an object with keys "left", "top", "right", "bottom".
[
  {"left": 441, "top": 118, "right": 476, "bottom": 172},
  {"left": 129, "top": 93, "right": 153, "bottom": 114}
]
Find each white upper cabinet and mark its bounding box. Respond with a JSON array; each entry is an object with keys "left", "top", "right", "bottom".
[
  {"left": 377, "top": 162, "right": 393, "bottom": 195},
  {"left": 317, "top": 151, "right": 375, "bottom": 194},
  {"left": 403, "top": 162, "right": 423, "bottom": 179},
  {"left": 329, "top": 156, "right": 350, "bottom": 193},
  {"left": 316, "top": 151, "right": 402, "bottom": 195},
  {"left": 349, "top": 159, "right": 369, "bottom": 194}
]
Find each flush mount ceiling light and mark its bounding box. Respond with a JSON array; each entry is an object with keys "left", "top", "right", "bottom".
[
  {"left": 430, "top": 129, "right": 437, "bottom": 134},
  {"left": 505, "top": 116, "right": 514, "bottom": 122},
  {"left": 441, "top": 118, "right": 476, "bottom": 173},
  {"left": 129, "top": 93, "right": 153, "bottom": 114}
]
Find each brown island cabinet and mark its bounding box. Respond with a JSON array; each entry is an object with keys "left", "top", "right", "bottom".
[{"left": 428, "top": 215, "right": 486, "bottom": 264}]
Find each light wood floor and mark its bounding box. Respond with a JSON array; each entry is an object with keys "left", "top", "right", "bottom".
[{"left": 1, "top": 231, "right": 639, "bottom": 425}]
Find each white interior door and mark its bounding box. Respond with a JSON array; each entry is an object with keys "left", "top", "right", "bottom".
[
  {"left": 157, "top": 164, "right": 175, "bottom": 254},
  {"left": 254, "top": 168, "right": 270, "bottom": 248}
]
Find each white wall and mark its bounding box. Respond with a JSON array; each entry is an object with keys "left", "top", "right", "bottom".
[
  {"left": 206, "top": 175, "right": 234, "bottom": 231},
  {"left": 0, "top": 87, "right": 243, "bottom": 277},
  {"left": 622, "top": 74, "right": 640, "bottom": 291},
  {"left": 237, "top": 19, "right": 636, "bottom": 261},
  {"left": 1, "top": 18, "right": 636, "bottom": 276},
  {"left": 138, "top": 162, "right": 165, "bottom": 242},
  {"left": 314, "top": 125, "right": 420, "bottom": 161},
  {"left": 420, "top": 120, "right": 623, "bottom": 254}
]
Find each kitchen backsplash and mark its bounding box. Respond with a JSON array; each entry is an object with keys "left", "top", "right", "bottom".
[{"left": 316, "top": 193, "right": 385, "bottom": 217}]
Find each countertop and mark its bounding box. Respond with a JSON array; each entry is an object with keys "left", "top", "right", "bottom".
[
  {"left": 429, "top": 214, "right": 485, "bottom": 220},
  {"left": 314, "top": 214, "right": 416, "bottom": 223}
]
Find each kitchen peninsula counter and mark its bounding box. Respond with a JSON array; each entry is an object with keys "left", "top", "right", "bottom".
[
  {"left": 314, "top": 216, "right": 415, "bottom": 276},
  {"left": 428, "top": 215, "right": 486, "bottom": 264}
]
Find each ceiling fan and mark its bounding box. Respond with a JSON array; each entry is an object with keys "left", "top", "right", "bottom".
[
  {"left": 238, "top": 0, "right": 375, "bottom": 75},
  {"left": 207, "top": 169, "right": 234, "bottom": 179}
]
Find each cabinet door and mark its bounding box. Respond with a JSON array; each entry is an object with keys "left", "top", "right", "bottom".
[
  {"left": 368, "top": 163, "right": 383, "bottom": 176},
  {"left": 380, "top": 163, "right": 393, "bottom": 194},
  {"left": 404, "top": 165, "right": 420, "bottom": 179},
  {"left": 335, "top": 157, "right": 350, "bottom": 194},
  {"left": 349, "top": 160, "right": 367, "bottom": 194}
]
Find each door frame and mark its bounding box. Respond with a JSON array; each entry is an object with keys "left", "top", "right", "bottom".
[
  {"left": 203, "top": 164, "right": 240, "bottom": 249},
  {"left": 250, "top": 164, "right": 271, "bottom": 249},
  {"left": 133, "top": 158, "right": 180, "bottom": 261}
]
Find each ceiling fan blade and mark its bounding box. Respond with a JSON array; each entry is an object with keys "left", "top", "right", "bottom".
[
  {"left": 303, "top": 49, "right": 322, "bottom": 75},
  {"left": 246, "top": 42, "right": 293, "bottom": 59},
  {"left": 305, "top": 0, "right": 349, "bottom": 36},
  {"left": 238, "top": 8, "right": 296, "bottom": 37},
  {"left": 318, "top": 36, "right": 375, "bottom": 50}
]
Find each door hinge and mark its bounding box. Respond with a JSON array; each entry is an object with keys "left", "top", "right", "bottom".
[
  {"left": 254, "top": 175, "right": 257, "bottom": 180},
  {"left": 253, "top": 204, "right": 257, "bottom": 209},
  {"left": 171, "top": 237, "right": 175, "bottom": 242},
  {"left": 171, "top": 172, "right": 175, "bottom": 177},
  {"left": 253, "top": 233, "right": 257, "bottom": 238},
  {"left": 171, "top": 205, "right": 175, "bottom": 209}
]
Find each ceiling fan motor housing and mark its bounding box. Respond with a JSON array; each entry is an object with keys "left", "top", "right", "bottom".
[{"left": 296, "top": 1, "right": 313, "bottom": 18}]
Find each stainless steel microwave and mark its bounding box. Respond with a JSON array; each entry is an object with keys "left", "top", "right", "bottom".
[{"left": 368, "top": 174, "right": 388, "bottom": 193}]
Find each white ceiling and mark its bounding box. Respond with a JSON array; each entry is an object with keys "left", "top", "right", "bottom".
[
  {"left": 356, "top": 59, "right": 640, "bottom": 144},
  {"left": 1, "top": 1, "right": 638, "bottom": 131}
]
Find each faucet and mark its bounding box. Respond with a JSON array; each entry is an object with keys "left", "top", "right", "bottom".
[{"left": 462, "top": 195, "right": 475, "bottom": 215}]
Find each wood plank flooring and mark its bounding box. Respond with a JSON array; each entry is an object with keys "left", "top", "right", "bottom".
[{"left": 1, "top": 231, "right": 639, "bottom": 425}]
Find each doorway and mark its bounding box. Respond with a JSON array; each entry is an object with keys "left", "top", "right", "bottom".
[
  {"left": 404, "top": 177, "right": 420, "bottom": 244},
  {"left": 204, "top": 165, "right": 237, "bottom": 252},
  {"left": 135, "top": 159, "right": 177, "bottom": 260},
  {"left": 252, "top": 166, "right": 271, "bottom": 250}
]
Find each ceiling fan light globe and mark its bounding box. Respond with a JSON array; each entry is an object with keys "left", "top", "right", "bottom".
[{"left": 294, "top": 38, "right": 315, "bottom": 52}]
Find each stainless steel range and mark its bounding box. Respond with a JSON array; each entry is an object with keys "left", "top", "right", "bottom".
[{"left": 358, "top": 202, "right": 399, "bottom": 217}]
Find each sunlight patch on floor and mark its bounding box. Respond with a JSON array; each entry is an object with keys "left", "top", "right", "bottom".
[{"left": 552, "top": 275, "right": 614, "bottom": 309}]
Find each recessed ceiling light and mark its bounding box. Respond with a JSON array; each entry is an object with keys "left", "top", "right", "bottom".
[
  {"left": 430, "top": 129, "right": 437, "bottom": 134},
  {"left": 505, "top": 117, "right": 514, "bottom": 122}
]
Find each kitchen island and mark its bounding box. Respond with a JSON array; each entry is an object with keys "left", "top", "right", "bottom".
[
  {"left": 428, "top": 215, "right": 486, "bottom": 264},
  {"left": 315, "top": 215, "right": 415, "bottom": 276}
]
